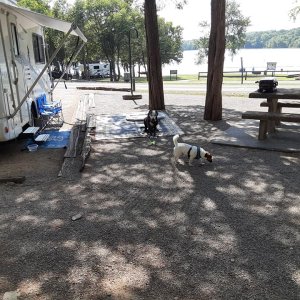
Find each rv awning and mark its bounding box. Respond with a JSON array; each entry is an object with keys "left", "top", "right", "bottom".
[{"left": 1, "top": 2, "right": 87, "bottom": 43}]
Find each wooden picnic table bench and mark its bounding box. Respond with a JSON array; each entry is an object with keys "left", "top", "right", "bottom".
[
  {"left": 242, "top": 111, "right": 300, "bottom": 140},
  {"left": 242, "top": 88, "right": 300, "bottom": 140},
  {"left": 260, "top": 101, "right": 300, "bottom": 125},
  {"left": 260, "top": 100, "right": 300, "bottom": 111}
]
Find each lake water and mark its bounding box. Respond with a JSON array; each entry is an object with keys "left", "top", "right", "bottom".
[{"left": 162, "top": 48, "right": 300, "bottom": 75}]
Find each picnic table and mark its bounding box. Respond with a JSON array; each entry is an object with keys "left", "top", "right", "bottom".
[{"left": 242, "top": 88, "right": 300, "bottom": 140}]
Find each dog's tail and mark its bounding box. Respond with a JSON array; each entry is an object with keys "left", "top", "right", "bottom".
[{"left": 173, "top": 134, "right": 179, "bottom": 147}]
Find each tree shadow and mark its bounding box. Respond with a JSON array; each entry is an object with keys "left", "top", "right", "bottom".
[{"left": 0, "top": 104, "right": 299, "bottom": 299}]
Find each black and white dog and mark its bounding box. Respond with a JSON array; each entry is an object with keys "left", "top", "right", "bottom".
[
  {"left": 144, "top": 110, "right": 159, "bottom": 137},
  {"left": 173, "top": 134, "right": 213, "bottom": 166}
]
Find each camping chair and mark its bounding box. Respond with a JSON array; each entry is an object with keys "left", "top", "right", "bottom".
[{"left": 36, "top": 94, "right": 64, "bottom": 128}]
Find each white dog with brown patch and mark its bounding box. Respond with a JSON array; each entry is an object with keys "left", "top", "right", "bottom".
[{"left": 173, "top": 134, "right": 213, "bottom": 166}]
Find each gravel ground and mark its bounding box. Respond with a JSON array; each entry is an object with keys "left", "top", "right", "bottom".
[{"left": 0, "top": 82, "right": 299, "bottom": 300}]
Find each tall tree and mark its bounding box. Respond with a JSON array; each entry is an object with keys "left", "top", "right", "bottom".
[
  {"left": 85, "top": 0, "right": 129, "bottom": 80},
  {"left": 49, "top": 0, "right": 71, "bottom": 69},
  {"left": 204, "top": 0, "right": 225, "bottom": 121},
  {"left": 144, "top": 0, "right": 165, "bottom": 110},
  {"left": 67, "top": 0, "right": 87, "bottom": 73},
  {"left": 158, "top": 18, "right": 183, "bottom": 65}
]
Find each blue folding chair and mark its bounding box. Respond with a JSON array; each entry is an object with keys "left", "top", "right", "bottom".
[{"left": 36, "top": 94, "right": 64, "bottom": 128}]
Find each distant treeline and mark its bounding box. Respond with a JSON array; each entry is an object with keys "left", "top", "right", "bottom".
[{"left": 182, "top": 27, "right": 300, "bottom": 50}]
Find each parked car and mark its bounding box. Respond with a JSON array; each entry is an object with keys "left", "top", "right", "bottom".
[{"left": 50, "top": 70, "right": 73, "bottom": 80}]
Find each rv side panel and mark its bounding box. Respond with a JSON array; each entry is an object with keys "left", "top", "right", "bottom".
[{"left": 0, "top": 3, "right": 51, "bottom": 141}]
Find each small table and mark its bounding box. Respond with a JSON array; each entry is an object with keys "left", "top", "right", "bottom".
[{"left": 249, "top": 88, "right": 300, "bottom": 132}]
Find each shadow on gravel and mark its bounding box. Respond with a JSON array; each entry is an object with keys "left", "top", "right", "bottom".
[{"left": 0, "top": 105, "right": 299, "bottom": 299}]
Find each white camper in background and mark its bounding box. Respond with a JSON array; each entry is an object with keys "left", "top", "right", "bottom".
[
  {"left": 0, "top": 0, "right": 86, "bottom": 142},
  {"left": 88, "top": 62, "right": 110, "bottom": 78}
]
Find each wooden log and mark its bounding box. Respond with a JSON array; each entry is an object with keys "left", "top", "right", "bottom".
[
  {"left": 0, "top": 176, "right": 25, "bottom": 184},
  {"left": 76, "top": 86, "right": 130, "bottom": 92},
  {"left": 64, "top": 125, "right": 80, "bottom": 158},
  {"left": 79, "top": 113, "right": 91, "bottom": 171}
]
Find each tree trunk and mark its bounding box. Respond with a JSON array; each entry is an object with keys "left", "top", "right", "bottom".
[
  {"left": 144, "top": 0, "right": 165, "bottom": 110},
  {"left": 204, "top": 0, "right": 226, "bottom": 121}
]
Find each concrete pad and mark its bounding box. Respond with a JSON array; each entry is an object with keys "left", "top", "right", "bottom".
[{"left": 211, "top": 120, "right": 300, "bottom": 152}]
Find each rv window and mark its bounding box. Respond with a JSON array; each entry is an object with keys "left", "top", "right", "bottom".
[
  {"left": 10, "top": 23, "right": 19, "bottom": 56},
  {"left": 32, "top": 33, "right": 45, "bottom": 63},
  {"left": 94, "top": 66, "right": 99, "bottom": 70}
]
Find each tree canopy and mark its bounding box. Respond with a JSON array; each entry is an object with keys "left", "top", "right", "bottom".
[
  {"left": 195, "top": 0, "right": 250, "bottom": 64},
  {"left": 17, "top": 0, "right": 50, "bottom": 14},
  {"left": 17, "top": 0, "right": 183, "bottom": 81},
  {"left": 245, "top": 28, "right": 300, "bottom": 48},
  {"left": 183, "top": 27, "right": 300, "bottom": 51}
]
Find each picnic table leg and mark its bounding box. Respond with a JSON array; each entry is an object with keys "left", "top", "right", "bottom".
[
  {"left": 258, "top": 120, "right": 268, "bottom": 140},
  {"left": 267, "top": 98, "right": 278, "bottom": 133}
]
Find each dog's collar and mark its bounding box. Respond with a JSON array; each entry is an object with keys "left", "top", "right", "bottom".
[
  {"left": 188, "top": 147, "right": 192, "bottom": 158},
  {"left": 196, "top": 146, "right": 201, "bottom": 159},
  {"left": 188, "top": 146, "right": 201, "bottom": 160}
]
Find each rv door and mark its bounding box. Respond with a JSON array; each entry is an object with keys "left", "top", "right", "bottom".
[
  {"left": 0, "top": 14, "right": 20, "bottom": 119},
  {"left": 0, "top": 12, "right": 28, "bottom": 140},
  {"left": 6, "top": 12, "right": 27, "bottom": 123},
  {"left": 0, "top": 19, "right": 11, "bottom": 123}
]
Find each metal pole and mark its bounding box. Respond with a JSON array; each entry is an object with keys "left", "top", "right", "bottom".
[
  {"left": 132, "top": 65, "right": 136, "bottom": 92},
  {"left": 127, "top": 28, "right": 138, "bottom": 95},
  {"left": 240, "top": 57, "right": 244, "bottom": 85},
  {"left": 128, "top": 31, "right": 133, "bottom": 95}
]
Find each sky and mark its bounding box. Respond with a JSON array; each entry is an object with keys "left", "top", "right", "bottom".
[{"left": 158, "top": 0, "right": 300, "bottom": 40}]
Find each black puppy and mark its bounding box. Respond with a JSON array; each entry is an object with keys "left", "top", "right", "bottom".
[{"left": 144, "top": 110, "right": 159, "bottom": 137}]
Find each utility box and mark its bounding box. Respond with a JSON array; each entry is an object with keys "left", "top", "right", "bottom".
[{"left": 124, "top": 72, "right": 130, "bottom": 82}]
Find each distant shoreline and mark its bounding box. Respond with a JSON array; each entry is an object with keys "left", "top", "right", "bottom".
[
  {"left": 182, "top": 27, "right": 300, "bottom": 50},
  {"left": 163, "top": 48, "right": 300, "bottom": 75}
]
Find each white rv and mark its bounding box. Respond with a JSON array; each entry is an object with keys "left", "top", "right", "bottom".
[
  {"left": 88, "top": 62, "right": 110, "bottom": 78},
  {"left": 0, "top": 0, "right": 87, "bottom": 142}
]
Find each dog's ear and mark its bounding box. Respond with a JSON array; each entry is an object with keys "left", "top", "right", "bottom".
[{"left": 205, "top": 152, "right": 213, "bottom": 162}]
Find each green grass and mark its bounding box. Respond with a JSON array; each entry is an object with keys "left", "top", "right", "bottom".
[
  {"left": 91, "top": 73, "right": 300, "bottom": 89},
  {"left": 134, "top": 73, "right": 300, "bottom": 97},
  {"left": 136, "top": 73, "right": 299, "bottom": 84}
]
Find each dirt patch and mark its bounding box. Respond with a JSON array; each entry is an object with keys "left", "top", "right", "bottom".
[{"left": 0, "top": 139, "right": 65, "bottom": 183}]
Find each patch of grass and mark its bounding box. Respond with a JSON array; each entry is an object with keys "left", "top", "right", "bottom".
[{"left": 94, "top": 72, "right": 299, "bottom": 85}]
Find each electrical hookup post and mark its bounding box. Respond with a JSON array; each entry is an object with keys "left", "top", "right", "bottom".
[{"left": 241, "top": 57, "right": 244, "bottom": 84}]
